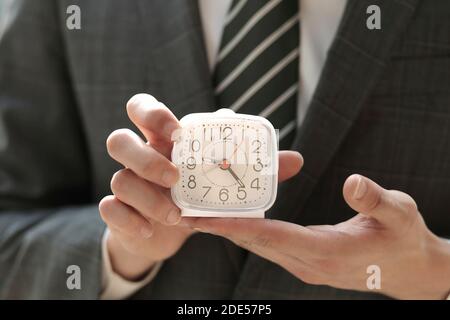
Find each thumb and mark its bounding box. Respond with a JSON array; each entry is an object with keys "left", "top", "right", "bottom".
[
  {"left": 342, "top": 174, "right": 418, "bottom": 226},
  {"left": 278, "top": 151, "right": 303, "bottom": 182}
]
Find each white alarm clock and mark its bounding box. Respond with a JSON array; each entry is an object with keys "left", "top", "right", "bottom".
[{"left": 171, "top": 108, "right": 278, "bottom": 218}]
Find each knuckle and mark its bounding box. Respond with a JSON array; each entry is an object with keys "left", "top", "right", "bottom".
[
  {"left": 142, "top": 103, "right": 167, "bottom": 126},
  {"left": 141, "top": 154, "right": 158, "bottom": 180},
  {"left": 389, "top": 190, "right": 418, "bottom": 215},
  {"left": 142, "top": 189, "right": 159, "bottom": 216},
  {"left": 366, "top": 188, "right": 382, "bottom": 212},
  {"left": 147, "top": 196, "right": 176, "bottom": 225},
  {"left": 255, "top": 236, "right": 272, "bottom": 248},
  {"left": 110, "top": 169, "right": 132, "bottom": 194}
]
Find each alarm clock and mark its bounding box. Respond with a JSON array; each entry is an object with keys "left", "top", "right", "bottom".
[{"left": 171, "top": 109, "right": 278, "bottom": 218}]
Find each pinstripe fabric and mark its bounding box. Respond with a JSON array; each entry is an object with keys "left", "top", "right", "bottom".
[{"left": 213, "top": 0, "right": 299, "bottom": 149}]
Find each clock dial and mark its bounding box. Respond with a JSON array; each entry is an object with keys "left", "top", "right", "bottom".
[
  {"left": 172, "top": 117, "right": 276, "bottom": 210},
  {"left": 201, "top": 140, "right": 248, "bottom": 188}
]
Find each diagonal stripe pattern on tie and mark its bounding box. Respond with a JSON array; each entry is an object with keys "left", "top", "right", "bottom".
[{"left": 213, "top": 0, "right": 299, "bottom": 149}]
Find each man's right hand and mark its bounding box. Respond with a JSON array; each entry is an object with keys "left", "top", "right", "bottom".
[
  {"left": 99, "top": 94, "right": 194, "bottom": 281},
  {"left": 98, "top": 93, "right": 304, "bottom": 281}
]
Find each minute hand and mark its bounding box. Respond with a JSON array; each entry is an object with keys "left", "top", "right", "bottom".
[{"left": 227, "top": 166, "right": 245, "bottom": 188}]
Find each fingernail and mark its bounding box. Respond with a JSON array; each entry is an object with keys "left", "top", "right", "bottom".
[
  {"left": 353, "top": 175, "right": 367, "bottom": 200},
  {"left": 140, "top": 225, "right": 153, "bottom": 238},
  {"left": 166, "top": 209, "right": 181, "bottom": 225},
  {"left": 162, "top": 169, "right": 178, "bottom": 187}
]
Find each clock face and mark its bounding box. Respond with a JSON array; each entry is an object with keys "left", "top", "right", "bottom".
[{"left": 171, "top": 116, "right": 277, "bottom": 211}]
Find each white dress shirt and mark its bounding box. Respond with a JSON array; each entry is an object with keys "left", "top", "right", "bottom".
[{"left": 100, "top": 0, "right": 347, "bottom": 299}]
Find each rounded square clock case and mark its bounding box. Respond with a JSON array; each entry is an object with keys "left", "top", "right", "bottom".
[{"left": 171, "top": 109, "right": 278, "bottom": 218}]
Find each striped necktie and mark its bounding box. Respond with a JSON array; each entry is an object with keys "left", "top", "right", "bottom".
[{"left": 213, "top": 0, "right": 299, "bottom": 149}]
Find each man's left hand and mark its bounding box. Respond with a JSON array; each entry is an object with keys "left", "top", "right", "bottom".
[{"left": 187, "top": 174, "right": 450, "bottom": 299}]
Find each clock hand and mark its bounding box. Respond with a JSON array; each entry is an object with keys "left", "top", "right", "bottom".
[
  {"left": 223, "top": 139, "right": 227, "bottom": 160},
  {"left": 203, "top": 157, "right": 222, "bottom": 174},
  {"left": 228, "top": 137, "right": 246, "bottom": 163},
  {"left": 226, "top": 166, "right": 245, "bottom": 188},
  {"left": 202, "top": 156, "right": 221, "bottom": 165}
]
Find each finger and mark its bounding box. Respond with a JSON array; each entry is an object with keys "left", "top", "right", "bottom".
[
  {"left": 278, "top": 151, "right": 303, "bottom": 182},
  {"left": 187, "top": 217, "right": 338, "bottom": 286},
  {"left": 107, "top": 128, "right": 179, "bottom": 187},
  {"left": 185, "top": 217, "right": 323, "bottom": 259},
  {"left": 234, "top": 236, "right": 320, "bottom": 284},
  {"left": 126, "top": 94, "right": 179, "bottom": 157},
  {"left": 342, "top": 174, "right": 418, "bottom": 226},
  {"left": 99, "top": 195, "right": 154, "bottom": 239},
  {"left": 110, "top": 169, "right": 182, "bottom": 225}
]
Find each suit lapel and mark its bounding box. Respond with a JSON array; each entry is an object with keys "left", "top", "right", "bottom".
[
  {"left": 235, "top": 0, "right": 420, "bottom": 298},
  {"left": 137, "top": 0, "right": 215, "bottom": 117},
  {"left": 272, "top": 0, "right": 420, "bottom": 223}
]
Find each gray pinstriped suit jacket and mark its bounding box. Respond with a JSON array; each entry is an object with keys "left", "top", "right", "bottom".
[{"left": 0, "top": 0, "right": 449, "bottom": 299}]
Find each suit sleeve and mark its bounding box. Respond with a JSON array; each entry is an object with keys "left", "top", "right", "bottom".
[{"left": 0, "top": 0, "right": 105, "bottom": 298}]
